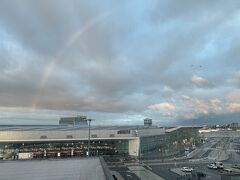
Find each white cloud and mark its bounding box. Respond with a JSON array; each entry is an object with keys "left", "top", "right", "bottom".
[
  {"left": 227, "top": 103, "right": 240, "bottom": 112},
  {"left": 191, "top": 75, "right": 214, "bottom": 88},
  {"left": 181, "top": 95, "right": 190, "bottom": 100},
  {"left": 178, "top": 97, "right": 223, "bottom": 119},
  {"left": 148, "top": 102, "right": 176, "bottom": 111},
  {"left": 226, "top": 89, "right": 240, "bottom": 103}
]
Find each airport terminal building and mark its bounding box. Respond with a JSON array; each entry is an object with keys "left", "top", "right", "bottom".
[{"left": 0, "top": 119, "right": 201, "bottom": 160}]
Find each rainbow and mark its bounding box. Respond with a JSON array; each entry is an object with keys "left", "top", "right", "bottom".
[{"left": 31, "top": 12, "right": 111, "bottom": 112}]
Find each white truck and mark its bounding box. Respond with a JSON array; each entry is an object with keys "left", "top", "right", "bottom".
[{"left": 18, "top": 152, "right": 33, "bottom": 160}]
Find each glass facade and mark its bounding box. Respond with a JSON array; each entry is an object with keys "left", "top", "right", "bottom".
[
  {"left": 0, "top": 139, "right": 129, "bottom": 160},
  {"left": 139, "top": 127, "right": 200, "bottom": 158}
]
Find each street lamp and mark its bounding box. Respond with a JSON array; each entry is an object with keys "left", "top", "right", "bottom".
[{"left": 87, "top": 119, "right": 92, "bottom": 157}]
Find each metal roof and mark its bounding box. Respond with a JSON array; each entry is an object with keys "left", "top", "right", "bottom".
[{"left": 0, "top": 125, "right": 162, "bottom": 131}]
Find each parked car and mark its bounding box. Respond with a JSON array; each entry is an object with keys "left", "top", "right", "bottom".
[
  {"left": 208, "top": 164, "right": 218, "bottom": 169},
  {"left": 232, "top": 164, "right": 240, "bottom": 169},
  {"left": 223, "top": 168, "right": 233, "bottom": 173},
  {"left": 181, "top": 167, "right": 193, "bottom": 172},
  {"left": 214, "top": 162, "right": 223, "bottom": 169}
]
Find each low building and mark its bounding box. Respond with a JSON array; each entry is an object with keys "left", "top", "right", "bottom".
[
  {"left": 230, "top": 123, "right": 239, "bottom": 130},
  {"left": 0, "top": 125, "right": 164, "bottom": 159},
  {"left": 0, "top": 125, "right": 201, "bottom": 160}
]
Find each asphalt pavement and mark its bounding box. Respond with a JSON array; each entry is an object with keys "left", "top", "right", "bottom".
[
  {"left": 150, "top": 165, "right": 180, "bottom": 180},
  {"left": 110, "top": 166, "right": 140, "bottom": 180},
  {"left": 106, "top": 137, "right": 240, "bottom": 179}
]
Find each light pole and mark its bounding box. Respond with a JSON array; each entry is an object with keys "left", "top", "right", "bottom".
[{"left": 87, "top": 119, "right": 92, "bottom": 157}]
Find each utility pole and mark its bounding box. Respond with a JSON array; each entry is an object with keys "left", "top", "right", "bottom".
[{"left": 87, "top": 119, "right": 92, "bottom": 157}]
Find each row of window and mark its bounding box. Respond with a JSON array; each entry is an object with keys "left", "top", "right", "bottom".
[{"left": 39, "top": 134, "right": 116, "bottom": 139}]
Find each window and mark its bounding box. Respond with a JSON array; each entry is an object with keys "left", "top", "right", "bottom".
[
  {"left": 91, "top": 134, "right": 97, "bottom": 138},
  {"left": 40, "top": 135, "right": 47, "bottom": 139},
  {"left": 66, "top": 135, "right": 73, "bottom": 139},
  {"left": 117, "top": 130, "right": 130, "bottom": 134}
]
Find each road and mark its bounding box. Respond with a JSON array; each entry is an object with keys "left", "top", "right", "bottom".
[
  {"left": 110, "top": 166, "right": 140, "bottom": 180},
  {"left": 225, "top": 137, "right": 240, "bottom": 164},
  {"left": 110, "top": 160, "right": 222, "bottom": 180},
  {"left": 150, "top": 165, "right": 180, "bottom": 180},
  {"left": 106, "top": 137, "right": 240, "bottom": 179},
  {"left": 149, "top": 163, "right": 221, "bottom": 180},
  {"left": 188, "top": 137, "right": 221, "bottom": 159}
]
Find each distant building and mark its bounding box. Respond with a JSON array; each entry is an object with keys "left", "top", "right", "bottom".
[
  {"left": 230, "top": 122, "right": 239, "bottom": 130},
  {"left": 59, "top": 115, "right": 88, "bottom": 126},
  {"left": 144, "top": 118, "right": 152, "bottom": 127}
]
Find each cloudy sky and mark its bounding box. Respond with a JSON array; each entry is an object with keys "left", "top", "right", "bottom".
[{"left": 0, "top": 0, "right": 240, "bottom": 125}]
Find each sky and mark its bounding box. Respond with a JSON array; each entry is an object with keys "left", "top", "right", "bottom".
[{"left": 0, "top": 0, "right": 240, "bottom": 126}]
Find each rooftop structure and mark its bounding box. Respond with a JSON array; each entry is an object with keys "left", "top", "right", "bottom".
[
  {"left": 59, "top": 115, "right": 88, "bottom": 126},
  {"left": 165, "top": 126, "right": 202, "bottom": 133},
  {"left": 144, "top": 118, "right": 152, "bottom": 127}
]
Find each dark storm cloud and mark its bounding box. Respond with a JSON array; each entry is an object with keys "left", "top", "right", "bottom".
[
  {"left": 0, "top": 0, "right": 240, "bottom": 124},
  {"left": 180, "top": 112, "right": 240, "bottom": 126}
]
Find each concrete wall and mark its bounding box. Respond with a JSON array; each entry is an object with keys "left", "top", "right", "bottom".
[
  {"left": 0, "top": 129, "right": 135, "bottom": 142},
  {"left": 128, "top": 138, "right": 140, "bottom": 157},
  {"left": 0, "top": 127, "right": 165, "bottom": 142}
]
